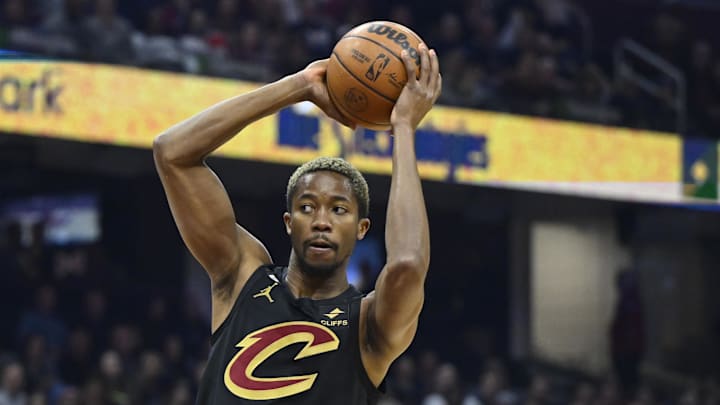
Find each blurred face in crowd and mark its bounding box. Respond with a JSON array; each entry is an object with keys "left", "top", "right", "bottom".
[
  {"left": 111, "top": 325, "right": 138, "bottom": 356},
  {"left": 170, "top": 381, "right": 192, "bottom": 405},
  {"left": 100, "top": 350, "right": 123, "bottom": 380},
  {"left": 57, "top": 388, "right": 80, "bottom": 405},
  {"left": 434, "top": 364, "right": 460, "bottom": 394},
  {"left": 438, "top": 13, "right": 462, "bottom": 44},
  {"left": 85, "top": 290, "right": 106, "bottom": 319},
  {"left": 25, "top": 335, "right": 47, "bottom": 362},
  {"left": 82, "top": 380, "right": 104, "bottom": 404},
  {"left": 140, "top": 352, "right": 164, "bottom": 379},
  {"left": 95, "top": 0, "right": 116, "bottom": 18},
  {"left": 68, "top": 329, "right": 92, "bottom": 357},
  {"left": 165, "top": 335, "right": 184, "bottom": 362},
  {"left": 1, "top": 363, "right": 24, "bottom": 394},
  {"left": 480, "top": 369, "right": 505, "bottom": 399},
  {"left": 218, "top": 0, "right": 239, "bottom": 16},
  {"left": 392, "top": 355, "right": 415, "bottom": 381},
  {"left": 36, "top": 285, "right": 57, "bottom": 314},
  {"left": 284, "top": 171, "right": 369, "bottom": 278},
  {"left": 3, "top": 0, "right": 26, "bottom": 25},
  {"left": 189, "top": 9, "right": 208, "bottom": 35},
  {"left": 28, "top": 392, "right": 46, "bottom": 405}
]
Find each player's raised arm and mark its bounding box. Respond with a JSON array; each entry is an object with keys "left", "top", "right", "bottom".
[
  {"left": 152, "top": 62, "right": 354, "bottom": 314},
  {"left": 363, "top": 44, "right": 442, "bottom": 377}
]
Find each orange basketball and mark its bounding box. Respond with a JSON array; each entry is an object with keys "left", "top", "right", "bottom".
[{"left": 326, "top": 21, "right": 424, "bottom": 130}]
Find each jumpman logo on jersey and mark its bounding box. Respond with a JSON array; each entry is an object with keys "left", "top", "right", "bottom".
[{"left": 253, "top": 282, "right": 278, "bottom": 303}]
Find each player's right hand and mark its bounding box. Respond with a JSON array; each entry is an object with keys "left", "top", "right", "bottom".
[
  {"left": 390, "top": 43, "right": 442, "bottom": 131},
  {"left": 296, "top": 59, "right": 357, "bottom": 129}
]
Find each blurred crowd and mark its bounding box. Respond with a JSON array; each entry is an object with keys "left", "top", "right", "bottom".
[
  {"left": 0, "top": 218, "right": 719, "bottom": 404},
  {"left": 1, "top": 0, "right": 720, "bottom": 136},
  {"left": 0, "top": 222, "right": 208, "bottom": 404}
]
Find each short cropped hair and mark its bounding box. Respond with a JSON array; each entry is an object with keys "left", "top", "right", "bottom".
[{"left": 286, "top": 157, "right": 370, "bottom": 218}]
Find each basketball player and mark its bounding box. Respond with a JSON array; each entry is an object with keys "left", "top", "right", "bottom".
[{"left": 153, "top": 44, "right": 441, "bottom": 404}]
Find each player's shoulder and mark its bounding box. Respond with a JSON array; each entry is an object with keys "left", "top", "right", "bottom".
[{"left": 243, "top": 264, "right": 286, "bottom": 289}]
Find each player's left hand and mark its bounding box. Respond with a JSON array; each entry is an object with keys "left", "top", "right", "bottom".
[
  {"left": 297, "top": 59, "right": 357, "bottom": 129},
  {"left": 390, "top": 43, "right": 442, "bottom": 131}
]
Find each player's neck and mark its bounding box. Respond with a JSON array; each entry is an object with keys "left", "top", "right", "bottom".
[{"left": 286, "top": 254, "right": 350, "bottom": 300}]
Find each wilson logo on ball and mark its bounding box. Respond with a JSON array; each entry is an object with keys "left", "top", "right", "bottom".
[{"left": 366, "top": 24, "right": 421, "bottom": 67}]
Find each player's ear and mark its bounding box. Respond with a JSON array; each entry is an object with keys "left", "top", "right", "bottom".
[
  {"left": 357, "top": 218, "right": 370, "bottom": 240},
  {"left": 283, "top": 212, "right": 292, "bottom": 235}
]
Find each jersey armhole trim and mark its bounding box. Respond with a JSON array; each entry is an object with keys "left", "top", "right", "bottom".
[{"left": 209, "top": 265, "right": 274, "bottom": 345}]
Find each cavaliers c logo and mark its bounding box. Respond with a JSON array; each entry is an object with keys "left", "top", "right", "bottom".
[{"left": 224, "top": 321, "right": 340, "bottom": 400}]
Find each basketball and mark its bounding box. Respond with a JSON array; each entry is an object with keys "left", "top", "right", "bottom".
[{"left": 326, "top": 21, "right": 424, "bottom": 130}]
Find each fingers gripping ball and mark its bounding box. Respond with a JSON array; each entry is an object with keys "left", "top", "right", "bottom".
[{"left": 326, "top": 21, "right": 424, "bottom": 130}]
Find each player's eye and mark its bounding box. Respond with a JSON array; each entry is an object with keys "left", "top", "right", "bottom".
[
  {"left": 300, "top": 204, "right": 313, "bottom": 213},
  {"left": 333, "top": 206, "right": 348, "bottom": 215}
]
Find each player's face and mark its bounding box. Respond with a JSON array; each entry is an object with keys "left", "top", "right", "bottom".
[{"left": 284, "top": 171, "right": 370, "bottom": 277}]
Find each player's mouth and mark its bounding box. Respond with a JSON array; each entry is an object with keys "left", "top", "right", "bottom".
[{"left": 305, "top": 238, "right": 337, "bottom": 255}]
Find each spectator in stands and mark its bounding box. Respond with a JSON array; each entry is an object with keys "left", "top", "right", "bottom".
[
  {"left": 630, "top": 384, "right": 657, "bottom": 405},
  {"left": 142, "top": 296, "right": 171, "bottom": 350},
  {"left": 229, "top": 21, "right": 267, "bottom": 64},
  {"left": 678, "top": 387, "right": 700, "bottom": 405},
  {"left": 163, "top": 335, "right": 191, "bottom": 383},
  {"left": 130, "top": 351, "right": 168, "bottom": 405},
  {"left": 418, "top": 349, "right": 441, "bottom": 397},
  {"left": 78, "top": 289, "right": 110, "bottom": 352},
  {"left": 645, "top": 12, "right": 688, "bottom": 69},
  {"left": 386, "top": 355, "right": 421, "bottom": 405},
  {"left": 57, "top": 386, "right": 81, "bottom": 405},
  {"left": 570, "top": 381, "right": 596, "bottom": 405},
  {"left": 80, "top": 378, "right": 105, "bottom": 405},
  {"left": 0, "top": 362, "right": 27, "bottom": 405},
  {"left": 177, "top": 8, "right": 212, "bottom": 73},
  {"left": 97, "top": 350, "right": 130, "bottom": 405},
  {"left": 108, "top": 324, "right": 141, "bottom": 376},
  {"left": 57, "top": 328, "right": 94, "bottom": 387},
  {"left": 21, "top": 335, "right": 54, "bottom": 395},
  {"left": 81, "top": 0, "right": 134, "bottom": 64},
  {"left": 158, "top": 0, "right": 194, "bottom": 37},
  {"left": 167, "top": 379, "right": 193, "bottom": 405},
  {"left": 388, "top": 4, "right": 415, "bottom": 29},
  {"left": 0, "top": 223, "right": 24, "bottom": 350},
  {"left": 16, "top": 222, "right": 51, "bottom": 288},
  {"left": 0, "top": 0, "right": 32, "bottom": 35},
  {"left": 595, "top": 377, "right": 623, "bottom": 405},
  {"left": 134, "top": 6, "right": 177, "bottom": 63},
  {"left": 610, "top": 269, "right": 646, "bottom": 399},
  {"left": 17, "top": 285, "right": 68, "bottom": 353},
  {"left": 177, "top": 297, "right": 210, "bottom": 360},
  {"left": 523, "top": 373, "right": 553, "bottom": 405},
  {"left": 41, "top": 0, "right": 89, "bottom": 58},
  {"left": 423, "top": 363, "right": 480, "bottom": 405},
  {"left": 464, "top": 1, "right": 501, "bottom": 73},
  {"left": 466, "top": 359, "right": 518, "bottom": 405},
  {"left": 432, "top": 12, "right": 467, "bottom": 56},
  {"left": 27, "top": 391, "right": 47, "bottom": 405},
  {"left": 687, "top": 40, "right": 715, "bottom": 134}
]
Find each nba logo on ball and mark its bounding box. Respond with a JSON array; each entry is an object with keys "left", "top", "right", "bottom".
[
  {"left": 365, "top": 54, "right": 390, "bottom": 82},
  {"left": 326, "top": 21, "right": 425, "bottom": 130}
]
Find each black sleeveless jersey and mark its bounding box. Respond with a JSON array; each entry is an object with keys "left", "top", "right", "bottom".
[{"left": 196, "top": 265, "right": 382, "bottom": 405}]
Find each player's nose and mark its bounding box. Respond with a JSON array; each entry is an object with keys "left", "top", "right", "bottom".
[{"left": 311, "top": 209, "right": 332, "bottom": 232}]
